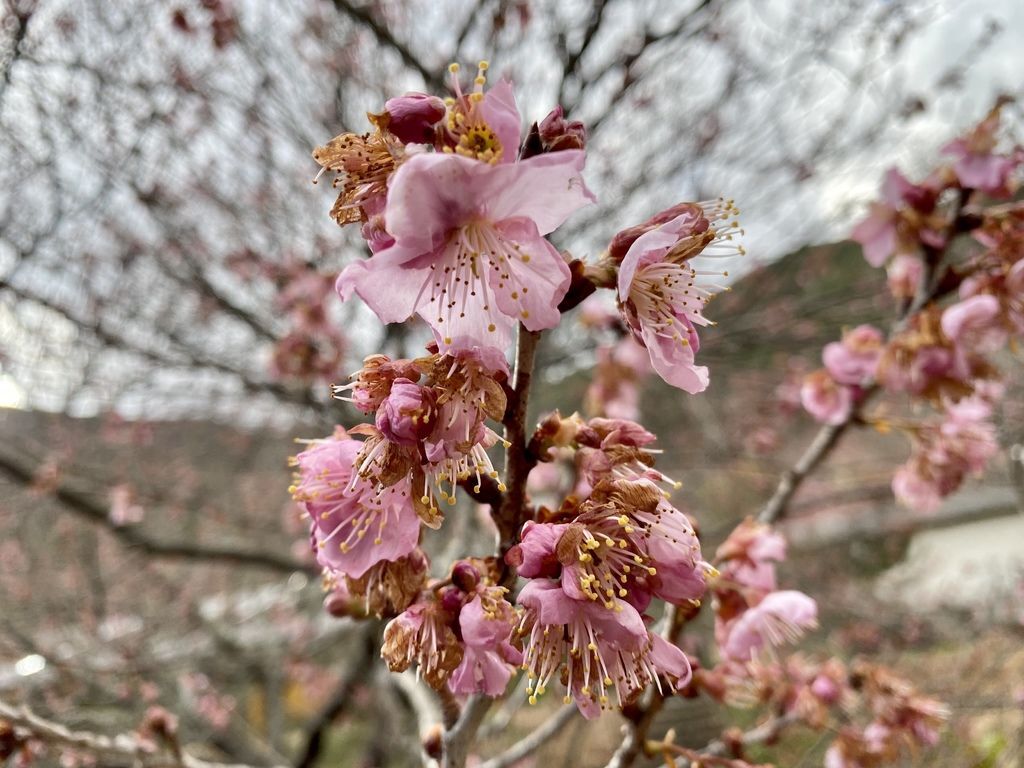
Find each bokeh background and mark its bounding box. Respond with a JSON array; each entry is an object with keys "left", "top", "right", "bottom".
[{"left": 1, "top": 1, "right": 1023, "bottom": 766}]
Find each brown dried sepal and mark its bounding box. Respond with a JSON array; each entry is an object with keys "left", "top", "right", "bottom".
[
  {"left": 312, "top": 130, "right": 401, "bottom": 226},
  {"left": 347, "top": 553, "right": 429, "bottom": 618}
]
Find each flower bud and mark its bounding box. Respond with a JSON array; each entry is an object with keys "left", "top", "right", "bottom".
[
  {"left": 378, "top": 93, "right": 446, "bottom": 144},
  {"left": 538, "top": 105, "right": 586, "bottom": 152},
  {"left": 375, "top": 378, "right": 434, "bottom": 445},
  {"left": 451, "top": 560, "right": 481, "bottom": 593},
  {"left": 607, "top": 203, "right": 707, "bottom": 262},
  {"left": 324, "top": 587, "right": 355, "bottom": 618}
]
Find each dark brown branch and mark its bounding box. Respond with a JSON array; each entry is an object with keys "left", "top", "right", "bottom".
[
  {"left": 0, "top": 449, "right": 314, "bottom": 576},
  {"left": 495, "top": 326, "right": 541, "bottom": 568}
]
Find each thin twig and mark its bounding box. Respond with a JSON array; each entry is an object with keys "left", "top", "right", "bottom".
[
  {"left": 0, "top": 700, "right": 285, "bottom": 768},
  {"left": 0, "top": 449, "right": 313, "bottom": 575},
  {"left": 293, "top": 625, "right": 377, "bottom": 768},
  {"left": 478, "top": 705, "right": 579, "bottom": 768}
]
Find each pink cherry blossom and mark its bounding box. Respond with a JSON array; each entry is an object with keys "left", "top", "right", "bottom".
[
  {"left": 380, "top": 93, "right": 446, "bottom": 145},
  {"left": 506, "top": 520, "right": 569, "bottom": 579},
  {"left": 892, "top": 396, "right": 1000, "bottom": 512},
  {"left": 850, "top": 168, "right": 944, "bottom": 267},
  {"left": 940, "top": 294, "right": 1006, "bottom": 352},
  {"left": 517, "top": 481, "right": 710, "bottom": 612},
  {"left": 337, "top": 149, "right": 594, "bottom": 352},
  {"left": 942, "top": 108, "right": 1020, "bottom": 196},
  {"left": 375, "top": 378, "right": 435, "bottom": 446},
  {"left": 449, "top": 588, "right": 522, "bottom": 697},
  {"left": 886, "top": 253, "right": 923, "bottom": 299},
  {"left": 823, "top": 325, "right": 884, "bottom": 386},
  {"left": 517, "top": 579, "right": 688, "bottom": 718},
  {"left": 719, "top": 590, "right": 818, "bottom": 662},
  {"left": 381, "top": 600, "right": 464, "bottom": 688},
  {"left": 716, "top": 518, "right": 788, "bottom": 595},
  {"left": 616, "top": 201, "right": 741, "bottom": 393},
  {"left": 851, "top": 199, "right": 901, "bottom": 268},
  {"left": 801, "top": 370, "right": 854, "bottom": 425},
  {"left": 293, "top": 433, "right": 420, "bottom": 579}
]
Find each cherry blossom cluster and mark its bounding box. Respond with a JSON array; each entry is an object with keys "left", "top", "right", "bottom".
[
  {"left": 689, "top": 521, "right": 945, "bottom": 766},
  {"left": 803, "top": 105, "right": 1023, "bottom": 511},
  {"left": 289, "top": 58, "right": 959, "bottom": 767},
  {"left": 292, "top": 60, "right": 758, "bottom": 720}
]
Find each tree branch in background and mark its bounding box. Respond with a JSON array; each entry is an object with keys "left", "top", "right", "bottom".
[
  {"left": 478, "top": 705, "right": 579, "bottom": 768},
  {"left": 757, "top": 197, "right": 972, "bottom": 525},
  {"left": 0, "top": 450, "right": 313, "bottom": 575},
  {"left": 293, "top": 625, "right": 378, "bottom": 768},
  {"left": 331, "top": 0, "right": 444, "bottom": 91},
  {"left": 0, "top": 700, "right": 286, "bottom": 768}
]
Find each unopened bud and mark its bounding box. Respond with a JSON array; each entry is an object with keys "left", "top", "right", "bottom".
[
  {"left": 376, "top": 93, "right": 446, "bottom": 144},
  {"left": 451, "top": 561, "right": 481, "bottom": 593},
  {"left": 538, "top": 105, "right": 586, "bottom": 152}
]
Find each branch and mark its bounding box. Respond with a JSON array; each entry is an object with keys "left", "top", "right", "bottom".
[
  {"left": 331, "top": 1, "right": 444, "bottom": 92},
  {"left": 441, "top": 696, "right": 493, "bottom": 768},
  {"left": 756, "top": 195, "right": 973, "bottom": 526},
  {"left": 495, "top": 326, "right": 541, "bottom": 561},
  {"left": 602, "top": 690, "right": 666, "bottom": 768},
  {"left": 0, "top": 449, "right": 314, "bottom": 576},
  {"left": 0, "top": 700, "right": 285, "bottom": 768},
  {"left": 478, "top": 705, "right": 578, "bottom": 768},
  {"left": 756, "top": 417, "right": 854, "bottom": 525},
  {"left": 293, "top": 625, "right": 377, "bottom": 768},
  {"left": 698, "top": 712, "right": 801, "bottom": 759}
]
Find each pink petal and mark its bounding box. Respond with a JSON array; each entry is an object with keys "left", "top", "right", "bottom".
[
  {"left": 489, "top": 216, "right": 571, "bottom": 331},
  {"left": 478, "top": 79, "right": 522, "bottom": 164},
  {"left": 648, "top": 634, "right": 693, "bottom": 689},
  {"left": 850, "top": 207, "right": 897, "bottom": 267},
  {"left": 616, "top": 213, "right": 703, "bottom": 299},
  {"left": 639, "top": 320, "right": 709, "bottom": 394},
  {"left": 485, "top": 150, "right": 596, "bottom": 235},
  {"left": 459, "top": 595, "right": 512, "bottom": 648},
  {"left": 335, "top": 245, "right": 430, "bottom": 324}
]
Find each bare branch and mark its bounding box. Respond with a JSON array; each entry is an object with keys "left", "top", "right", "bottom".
[
  {"left": 478, "top": 705, "right": 578, "bottom": 768},
  {"left": 441, "top": 695, "right": 493, "bottom": 768},
  {"left": 0, "top": 449, "right": 314, "bottom": 575},
  {"left": 0, "top": 699, "right": 287, "bottom": 768},
  {"left": 331, "top": 1, "right": 444, "bottom": 91}
]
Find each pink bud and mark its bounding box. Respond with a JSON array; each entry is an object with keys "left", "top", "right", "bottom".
[
  {"left": 607, "top": 203, "right": 707, "bottom": 262},
  {"left": 382, "top": 93, "right": 446, "bottom": 144},
  {"left": 451, "top": 561, "right": 480, "bottom": 593},
  {"left": 375, "top": 378, "right": 434, "bottom": 445},
  {"left": 538, "top": 105, "right": 586, "bottom": 152}
]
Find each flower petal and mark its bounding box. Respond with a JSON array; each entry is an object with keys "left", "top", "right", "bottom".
[
  {"left": 485, "top": 150, "right": 595, "bottom": 235},
  {"left": 489, "top": 217, "right": 571, "bottom": 331},
  {"left": 478, "top": 79, "right": 522, "bottom": 164}
]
